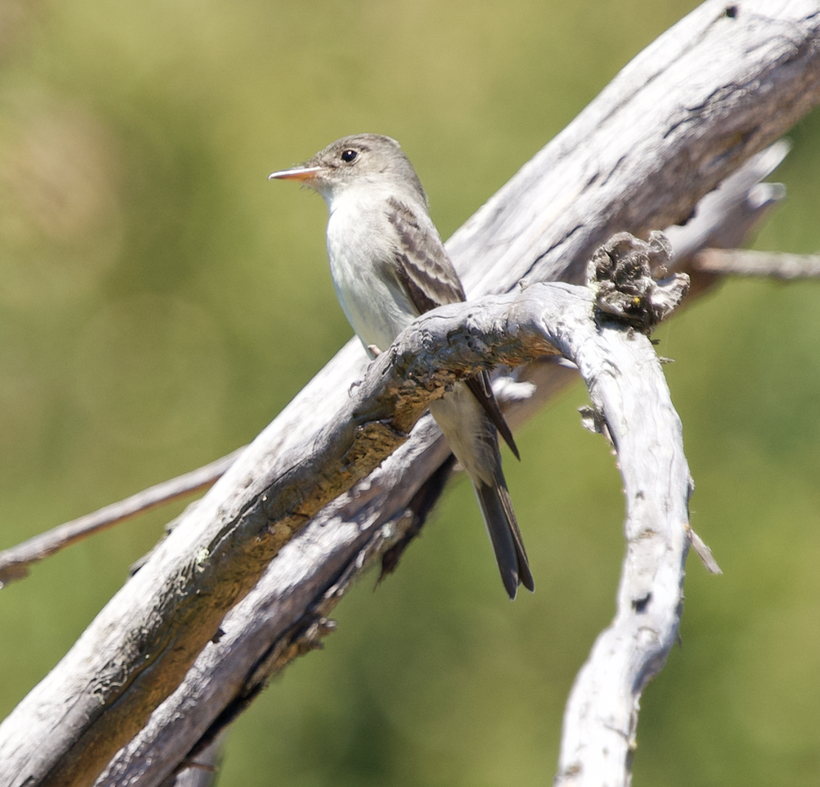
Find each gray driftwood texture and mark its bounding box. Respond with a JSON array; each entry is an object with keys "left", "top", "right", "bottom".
[{"left": 1, "top": 2, "right": 819, "bottom": 786}]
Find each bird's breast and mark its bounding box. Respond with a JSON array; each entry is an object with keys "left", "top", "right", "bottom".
[{"left": 326, "top": 194, "right": 418, "bottom": 355}]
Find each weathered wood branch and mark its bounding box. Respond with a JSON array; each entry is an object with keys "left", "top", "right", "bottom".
[
  {"left": 554, "top": 246, "right": 694, "bottom": 787},
  {"left": 0, "top": 450, "right": 246, "bottom": 587},
  {"left": 97, "top": 235, "right": 691, "bottom": 787},
  {"left": 2, "top": 243, "right": 681, "bottom": 787},
  {"left": 446, "top": 1, "right": 820, "bottom": 295},
  {"left": 2, "top": 2, "right": 819, "bottom": 786},
  {"left": 0, "top": 291, "right": 564, "bottom": 787},
  {"left": 695, "top": 248, "right": 820, "bottom": 279}
]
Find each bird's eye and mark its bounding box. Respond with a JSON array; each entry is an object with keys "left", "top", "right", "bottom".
[{"left": 340, "top": 149, "right": 358, "bottom": 163}]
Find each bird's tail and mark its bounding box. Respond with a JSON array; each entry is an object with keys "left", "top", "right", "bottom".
[
  {"left": 474, "top": 478, "right": 534, "bottom": 600},
  {"left": 429, "top": 384, "right": 534, "bottom": 599}
]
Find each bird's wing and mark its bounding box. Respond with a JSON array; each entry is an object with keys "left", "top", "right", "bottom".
[
  {"left": 386, "top": 198, "right": 519, "bottom": 460},
  {"left": 465, "top": 375, "right": 519, "bottom": 459},
  {"left": 386, "top": 197, "right": 466, "bottom": 310}
]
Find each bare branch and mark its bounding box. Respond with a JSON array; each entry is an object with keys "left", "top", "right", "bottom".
[
  {"left": 687, "top": 525, "right": 723, "bottom": 575},
  {"left": 663, "top": 140, "right": 790, "bottom": 263},
  {"left": 0, "top": 290, "right": 565, "bottom": 787},
  {"left": 695, "top": 248, "right": 820, "bottom": 279},
  {"left": 555, "top": 240, "right": 694, "bottom": 787},
  {"left": 0, "top": 450, "right": 245, "bottom": 588},
  {"left": 101, "top": 237, "right": 692, "bottom": 787},
  {"left": 5, "top": 264, "right": 668, "bottom": 787}
]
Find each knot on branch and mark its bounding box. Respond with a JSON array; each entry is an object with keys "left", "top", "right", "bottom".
[{"left": 589, "top": 231, "right": 690, "bottom": 333}]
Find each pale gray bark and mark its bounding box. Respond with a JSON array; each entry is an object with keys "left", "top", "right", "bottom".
[
  {"left": 554, "top": 265, "right": 694, "bottom": 787},
  {"left": 1, "top": 2, "right": 820, "bottom": 786},
  {"left": 0, "top": 450, "right": 245, "bottom": 587},
  {"left": 695, "top": 247, "right": 820, "bottom": 279}
]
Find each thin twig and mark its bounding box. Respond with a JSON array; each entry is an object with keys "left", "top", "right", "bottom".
[
  {"left": 0, "top": 448, "right": 245, "bottom": 588},
  {"left": 695, "top": 248, "right": 820, "bottom": 279}
]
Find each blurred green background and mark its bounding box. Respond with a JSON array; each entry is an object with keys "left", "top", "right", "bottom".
[{"left": 2, "top": 0, "right": 820, "bottom": 784}]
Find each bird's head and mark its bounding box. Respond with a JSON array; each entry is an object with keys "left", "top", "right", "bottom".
[{"left": 269, "top": 133, "right": 428, "bottom": 207}]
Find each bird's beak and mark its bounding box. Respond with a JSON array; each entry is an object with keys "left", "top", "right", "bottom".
[{"left": 268, "top": 165, "right": 322, "bottom": 182}]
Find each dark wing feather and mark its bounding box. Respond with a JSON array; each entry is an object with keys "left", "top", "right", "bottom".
[
  {"left": 386, "top": 197, "right": 465, "bottom": 308},
  {"left": 466, "top": 374, "right": 519, "bottom": 460},
  {"left": 386, "top": 198, "right": 519, "bottom": 459}
]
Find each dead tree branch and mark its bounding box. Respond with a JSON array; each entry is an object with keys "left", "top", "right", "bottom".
[
  {"left": 554, "top": 238, "right": 694, "bottom": 787},
  {"left": 1, "top": 242, "right": 685, "bottom": 787},
  {"left": 695, "top": 248, "right": 820, "bottom": 279},
  {"left": 0, "top": 450, "right": 245, "bottom": 588}
]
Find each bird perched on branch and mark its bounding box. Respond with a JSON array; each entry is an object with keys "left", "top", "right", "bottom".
[{"left": 269, "top": 133, "right": 533, "bottom": 599}]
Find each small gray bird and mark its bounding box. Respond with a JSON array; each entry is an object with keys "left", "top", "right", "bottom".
[{"left": 269, "top": 134, "right": 533, "bottom": 599}]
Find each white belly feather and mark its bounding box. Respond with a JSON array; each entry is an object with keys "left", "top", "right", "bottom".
[{"left": 325, "top": 188, "right": 418, "bottom": 355}]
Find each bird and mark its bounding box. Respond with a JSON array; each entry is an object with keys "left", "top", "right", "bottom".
[{"left": 269, "top": 133, "right": 533, "bottom": 599}]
